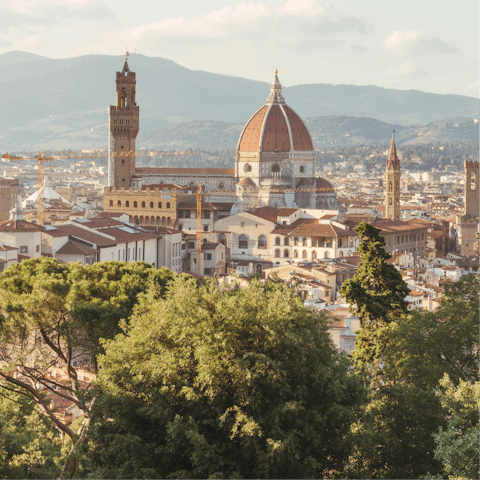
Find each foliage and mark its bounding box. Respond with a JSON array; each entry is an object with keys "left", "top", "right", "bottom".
[
  {"left": 433, "top": 375, "right": 479, "bottom": 479},
  {"left": 87, "top": 276, "right": 364, "bottom": 479},
  {"left": 345, "top": 274, "right": 479, "bottom": 479},
  {"left": 0, "top": 257, "right": 174, "bottom": 478},
  {"left": 339, "top": 222, "right": 409, "bottom": 373}
]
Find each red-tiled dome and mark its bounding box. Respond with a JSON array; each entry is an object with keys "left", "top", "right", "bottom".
[{"left": 237, "top": 73, "right": 314, "bottom": 153}]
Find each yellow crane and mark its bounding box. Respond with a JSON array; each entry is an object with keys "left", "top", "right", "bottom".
[{"left": 1, "top": 149, "right": 194, "bottom": 225}]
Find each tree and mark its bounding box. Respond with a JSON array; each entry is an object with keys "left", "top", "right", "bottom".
[
  {"left": 0, "top": 257, "right": 174, "bottom": 478},
  {"left": 345, "top": 274, "right": 479, "bottom": 478},
  {"left": 87, "top": 276, "right": 364, "bottom": 479},
  {"left": 339, "top": 222, "right": 409, "bottom": 372},
  {"left": 433, "top": 374, "right": 479, "bottom": 479}
]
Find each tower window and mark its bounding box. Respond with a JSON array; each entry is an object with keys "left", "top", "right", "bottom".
[
  {"left": 150, "top": 202, "right": 154, "bottom": 208},
  {"left": 122, "top": 159, "right": 124, "bottom": 164},
  {"left": 142, "top": 201, "right": 146, "bottom": 208},
  {"left": 272, "top": 165, "right": 280, "bottom": 173},
  {"left": 134, "top": 201, "right": 137, "bottom": 208},
  {"left": 167, "top": 202, "right": 171, "bottom": 209},
  {"left": 122, "top": 177, "right": 125, "bottom": 182},
  {"left": 299, "top": 165, "right": 305, "bottom": 173},
  {"left": 109, "top": 200, "right": 113, "bottom": 207},
  {"left": 117, "top": 200, "right": 121, "bottom": 206},
  {"left": 284, "top": 249, "right": 289, "bottom": 258},
  {"left": 126, "top": 201, "right": 130, "bottom": 207},
  {"left": 158, "top": 202, "right": 162, "bottom": 208}
]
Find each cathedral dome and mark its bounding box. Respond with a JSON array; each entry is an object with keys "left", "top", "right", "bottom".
[{"left": 237, "top": 72, "right": 314, "bottom": 154}]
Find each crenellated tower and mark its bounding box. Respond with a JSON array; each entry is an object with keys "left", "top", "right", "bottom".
[
  {"left": 464, "top": 157, "right": 479, "bottom": 217},
  {"left": 107, "top": 54, "right": 139, "bottom": 187},
  {"left": 385, "top": 133, "right": 401, "bottom": 220}
]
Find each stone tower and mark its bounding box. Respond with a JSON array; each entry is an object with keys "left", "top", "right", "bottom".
[
  {"left": 108, "top": 55, "right": 139, "bottom": 187},
  {"left": 464, "top": 158, "right": 479, "bottom": 217},
  {"left": 385, "top": 134, "right": 401, "bottom": 220}
]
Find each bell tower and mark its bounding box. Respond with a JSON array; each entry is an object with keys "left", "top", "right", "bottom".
[
  {"left": 107, "top": 53, "right": 139, "bottom": 187},
  {"left": 385, "top": 133, "right": 401, "bottom": 220}
]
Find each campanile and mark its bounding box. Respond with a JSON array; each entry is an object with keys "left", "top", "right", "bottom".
[
  {"left": 385, "top": 134, "right": 401, "bottom": 220},
  {"left": 107, "top": 54, "right": 139, "bottom": 187}
]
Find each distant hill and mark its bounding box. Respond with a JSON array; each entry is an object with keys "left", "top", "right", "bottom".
[{"left": 0, "top": 52, "right": 478, "bottom": 152}]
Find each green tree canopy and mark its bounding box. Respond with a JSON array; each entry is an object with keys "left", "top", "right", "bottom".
[
  {"left": 0, "top": 258, "right": 174, "bottom": 478},
  {"left": 88, "top": 276, "right": 364, "bottom": 479}
]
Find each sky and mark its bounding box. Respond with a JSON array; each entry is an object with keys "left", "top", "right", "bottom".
[{"left": 0, "top": 0, "right": 478, "bottom": 96}]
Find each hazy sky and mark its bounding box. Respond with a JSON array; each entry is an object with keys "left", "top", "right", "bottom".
[{"left": 1, "top": 0, "right": 478, "bottom": 96}]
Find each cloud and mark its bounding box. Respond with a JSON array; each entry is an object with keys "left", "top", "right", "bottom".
[
  {"left": 382, "top": 30, "right": 458, "bottom": 55},
  {"left": 90, "top": 1, "right": 370, "bottom": 54},
  {"left": 0, "top": 0, "right": 116, "bottom": 27},
  {"left": 386, "top": 61, "right": 426, "bottom": 77}
]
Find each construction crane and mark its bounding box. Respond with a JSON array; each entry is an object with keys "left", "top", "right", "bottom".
[
  {"left": 177, "top": 183, "right": 335, "bottom": 276},
  {"left": 1, "top": 149, "right": 194, "bottom": 225}
]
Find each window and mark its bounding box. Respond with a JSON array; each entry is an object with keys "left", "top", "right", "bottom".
[
  {"left": 324, "top": 251, "right": 330, "bottom": 258},
  {"left": 389, "top": 182, "right": 392, "bottom": 192},
  {"left": 272, "top": 164, "right": 280, "bottom": 173},
  {"left": 36, "top": 245, "right": 40, "bottom": 253},
  {"left": 218, "top": 233, "right": 227, "bottom": 246},
  {"left": 205, "top": 253, "right": 212, "bottom": 260},
  {"left": 389, "top": 198, "right": 392, "bottom": 205},
  {"left": 338, "top": 239, "right": 342, "bottom": 248},
  {"left": 109, "top": 200, "right": 113, "bottom": 207},
  {"left": 122, "top": 177, "right": 125, "bottom": 182},
  {"left": 20, "top": 246, "right": 28, "bottom": 253},
  {"left": 142, "top": 201, "right": 145, "bottom": 208},
  {"left": 118, "top": 200, "right": 121, "bottom": 206},
  {"left": 202, "top": 211, "right": 210, "bottom": 219},
  {"left": 294, "top": 237, "right": 299, "bottom": 246},
  {"left": 239, "top": 234, "right": 248, "bottom": 249},
  {"left": 184, "top": 210, "right": 191, "bottom": 218},
  {"left": 302, "top": 250, "right": 307, "bottom": 259},
  {"left": 134, "top": 201, "right": 137, "bottom": 208},
  {"left": 166, "top": 203, "right": 171, "bottom": 209},
  {"left": 401, "top": 235, "right": 404, "bottom": 243},
  {"left": 339, "top": 251, "right": 344, "bottom": 257},
  {"left": 258, "top": 235, "right": 267, "bottom": 248},
  {"left": 302, "top": 238, "right": 307, "bottom": 247},
  {"left": 126, "top": 201, "right": 129, "bottom": 207},
  {"left": 188, "top": 242, "right": 195, "bottom": 249},
  {"left": 158, "top": 202, "right": 162, "bottom": 208},
  {"left": 275, "top": 249, "right": 281, "bottom": 258},
  {"left": 244, "top": 164, "right": 252, "bottom": 173},
  {"left": 150, "top": 202, "right": 154, "bottom": 208},
  {"left": 275, "top": 237, "right": 281, "bottom": 246},
  {"left": 299, "top": 165, "right": 305, "bottom": 173},
  {"left": 122, "top": 159, "right": 124, "bottom": 164},
  {"left": 241, "top": 222, "right": 245, "bottom": 228},
  {"left": 284, "top": 238, "right": 289, "bottom": 246},
  {"left": 284, "top": 249, "right": 289, "bottom": 258},
  {"left": 294, "top": 250, "right": 298, "bottom": 258},
  {"left": 218, "top": 183, "right": 225, "bottom": 190},
  {"left": 203, "top": 225, "right": 209, "bottom": 232},
  {"left": 312, "top": 251, "right": 317, "bottom": 260},
  {"left": 178, "top": 224, "right": 183, "bottom": 231}
]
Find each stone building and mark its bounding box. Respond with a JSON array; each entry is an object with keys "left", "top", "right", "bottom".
[
  {"left": 0, "top": 177, "right": 19, "bottom": 222},
  {"left": 384, "top": 134, "right": 401, "bottom": 220},
  {"left": 451, "top": 159, "right": 479, "bottom": 255},
  {"left": 103, "top": 60, "right": 342, "bottom": 227}
]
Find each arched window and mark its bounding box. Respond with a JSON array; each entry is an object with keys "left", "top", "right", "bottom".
[
  {"left": 302, "top": 238, "right": 307, "bottom": 246},
  {"left": 272, "top": 165, "right": 280, "bottom": 173},
  {"left": 395, "top": 183, "right": 399, "bottom": 192},
  {"left": 158, "top": 202, "right": 162, "bottom": 208},
  {"left": 284, "top": 238, "right": 289, "bottom": 246},
  {"left": 302, "top": 250, "right": 307, "bottom": 259},
  {"left": 284, "top": 249, "right": 289, "bottom": 258},
  {"left": 339, "top": 251, "right": 344, "bottom": 257},
  {"left": 256, "top": 264, "right": 262, "bottom": 273},
  {"left": 325, "top": 251, "right": 330, "bottom": 259},
  {"left": 312, "top": 251, "right": 317, "bottom": 260},
  {"left": 389, "top": 182, "right": 392, "bottom": 192},
  {"left": 142, "top": 201, "right": 146, "bottom": 208},
  {"left": 275, "top": 249, "right": 281, "bottom": 258},
  {"left": 166, "top": 202, "right": 171, "bottom": 209},
  {"left": 109, "top": 200, "right": 113, "bottom": 207},
  {"left": 389, "top": 198, "right": 392, "bottom": 205},
  {"left": 117, "top": 200, "right": 121, "bottom": 206},
  {"left": 218, "top": 233, "right": 227, "bottom": 246},
  {"left": 239, "top": 234, "right": 248, "bottom": 249},
  {"left": 294, "top": 237, "right": 299, "bottom": 246},
  {"left": 294, "top": 250, "right": 298, "bottom": 258},
  {"left": 258, "top": 235, "right": 267, "bottom": 248},
  {"left": 275, "top": 237, "right": 281, "bottom": 246},
  {"left": 338, "top": 238, "right": 342, "bottom": 248},
  {"left": 133, "top": 201, "right": 138, "bottom": 208},
  {"left": 126, "top": 201, "right": 129, "bottom": 207},
  {"left": 150, "top": 202, "right": 154, "bottom": 208}
]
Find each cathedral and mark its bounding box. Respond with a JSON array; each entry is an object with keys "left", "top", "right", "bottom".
[{"left": 103, "top": 57, "right": 342, "bottom": 225}]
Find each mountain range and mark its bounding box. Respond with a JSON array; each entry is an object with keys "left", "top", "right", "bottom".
[{"left": 0, "top": 51, "right": 478, "bottom": 152}]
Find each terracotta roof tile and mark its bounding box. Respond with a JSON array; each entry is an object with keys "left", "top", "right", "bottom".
[
  {"left": 201, "top": 242, "right": 220, "bottom": 251},
  {"left": 262, "top": 105, "right": 290, "bottom": 152},
  {"left": 104, "top": 228, "right": 159, "bottom": 244},
  {"left": 0, "top": 220, "right": 43, "bottom": 232},
  {"left": 56, "top": 240, "right": 98, "bottom": 256},
  {"left": 278, "top": 208, "right": 300, "bottom": 217},
  {"left": 136, "top": 167, "right": 235, "bottom": 176},
  {"left": 239, "top": 105, "right": 269, "bottom": 152},
  {"left": 43, "top": 225, "right": 116, "bottom": 247},
  {"left": 247, "top": 206, "right": 279, "bottom": 223},
  {"left": 283, "top": 106, "right": 313, "bottom": 151}
]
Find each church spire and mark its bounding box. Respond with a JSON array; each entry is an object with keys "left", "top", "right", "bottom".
[
  {"left": 266, "top": 70, "right": 285, "bottom": 104},
  {"left": 122, "top": 50, "right": 130, "bottom": 73},
  {"left": 386, "top": 132, "right": 399, "bottom": 170}
]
